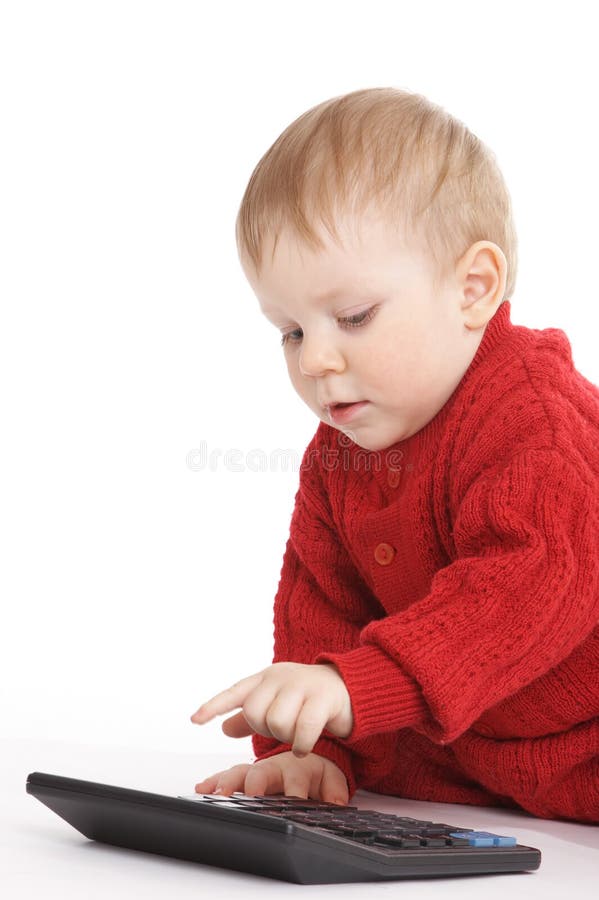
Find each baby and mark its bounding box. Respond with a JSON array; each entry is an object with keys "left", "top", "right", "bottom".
[{"left": 191, "top": 87, "right": 599, "bottom": 823}]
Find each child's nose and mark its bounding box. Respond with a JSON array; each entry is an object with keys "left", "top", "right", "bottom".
[{"left": 299, "top": 334, "right": 345, "bottom": 377}]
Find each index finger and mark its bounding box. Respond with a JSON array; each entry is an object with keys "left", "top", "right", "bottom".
[{"left": 190, "top": 672, "right": 263, "bottom": 724}]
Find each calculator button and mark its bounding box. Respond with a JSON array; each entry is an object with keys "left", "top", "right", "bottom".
[
  {"left": 376, "top": 832, "right": 410, "bottom": 846},
  {"left": 400, "top": 836, "right": 424, "bottom": 848}
]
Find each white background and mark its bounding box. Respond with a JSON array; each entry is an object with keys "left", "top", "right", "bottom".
[{"left": 1, "top": 0, "right": 598, "bottom": 773}]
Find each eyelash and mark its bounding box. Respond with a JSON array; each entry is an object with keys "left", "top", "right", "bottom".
[{"left": 279, "top": 306, "right": 377, "bottom": 347}]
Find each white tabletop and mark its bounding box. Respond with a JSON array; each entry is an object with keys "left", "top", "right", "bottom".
[{"left": 4, "top": 737, "right": 598, "bottom": 898}]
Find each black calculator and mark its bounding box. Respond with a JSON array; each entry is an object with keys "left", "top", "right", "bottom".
[{"left": 26, "top": 771, "right": 541, "bottom": 884}]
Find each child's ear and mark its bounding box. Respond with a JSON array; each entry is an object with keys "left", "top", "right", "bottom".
[{"left": 457, "top": 240, "right": 507, "bottom": 330}]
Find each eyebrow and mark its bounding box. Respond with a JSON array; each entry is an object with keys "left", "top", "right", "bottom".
[
  {"left": 263, "top": 287, "right": 353, "bottom": 317},
  {"left": 312, "top": 287, "right": 349, "bottom": 303},
  {"left": 261, "top": 286, "right": 363, "bottom": 325}
]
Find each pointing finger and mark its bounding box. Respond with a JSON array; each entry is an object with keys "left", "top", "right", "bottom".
[{"left": 190, "top": 672, "right": 263, "bottom": 724}]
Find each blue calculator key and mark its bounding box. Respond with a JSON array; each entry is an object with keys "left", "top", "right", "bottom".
[
  {"left": 493, "top": 835, "right": 518, "bottom": 847},
  {"left": 449, "top": 831, "right": 517, "bottom": 848}
]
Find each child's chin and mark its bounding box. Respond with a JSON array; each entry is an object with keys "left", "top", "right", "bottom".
[
  {"left": 352, "top": 429, "right": 409, "bottom": 453},
  {"left": 338, "top": 430, "right": 383, "bottom": 452}
]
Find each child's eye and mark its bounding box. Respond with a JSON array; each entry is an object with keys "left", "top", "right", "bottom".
[
  {"left": 280, "top": 328, "right": 303, "bottom": 347},
  {"left": 280, "top": 306, "right": 377, "bottom": 347}
]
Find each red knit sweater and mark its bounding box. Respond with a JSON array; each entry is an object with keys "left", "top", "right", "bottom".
[{"left": 252, "top": 301, "right": 599, "bottom": 824}]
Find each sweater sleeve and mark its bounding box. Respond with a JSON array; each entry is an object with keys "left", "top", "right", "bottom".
[
  {"left": 251, "top": 433, "right": 424, "bottom": 794},
  {"left": 316, "top": 447, "right": 599, "bottom": 746}
]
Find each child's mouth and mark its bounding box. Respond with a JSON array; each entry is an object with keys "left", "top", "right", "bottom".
[{"left": 328, "top": 401, "right": 369, "bottom": 424}]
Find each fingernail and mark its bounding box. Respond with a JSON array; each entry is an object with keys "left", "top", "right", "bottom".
[{"left": 213, "top": 787, "right": 223, "bottom": 794}]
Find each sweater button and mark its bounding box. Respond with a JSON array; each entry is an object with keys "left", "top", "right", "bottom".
[
  {"left": 387, "top": 468, "right": 401, "bottom": 488},
  {"left": 374, "top": 542, "right": 395, "bottom": 566}
]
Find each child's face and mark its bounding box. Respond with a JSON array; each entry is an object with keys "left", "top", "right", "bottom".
[{"left": 243, "top": 211, "right": 489, "bottom": 451}]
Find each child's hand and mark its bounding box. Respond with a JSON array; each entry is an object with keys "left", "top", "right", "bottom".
[
  {"left": 194, "top": 751, "right": 349, "bottom": 804},
  {"left": 190, "top": 662, "right": 353, "bottom": 757}
]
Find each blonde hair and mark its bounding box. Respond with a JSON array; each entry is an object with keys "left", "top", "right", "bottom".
[{"left": 235, "top": 87, "right": 517, "bottom": 301}]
